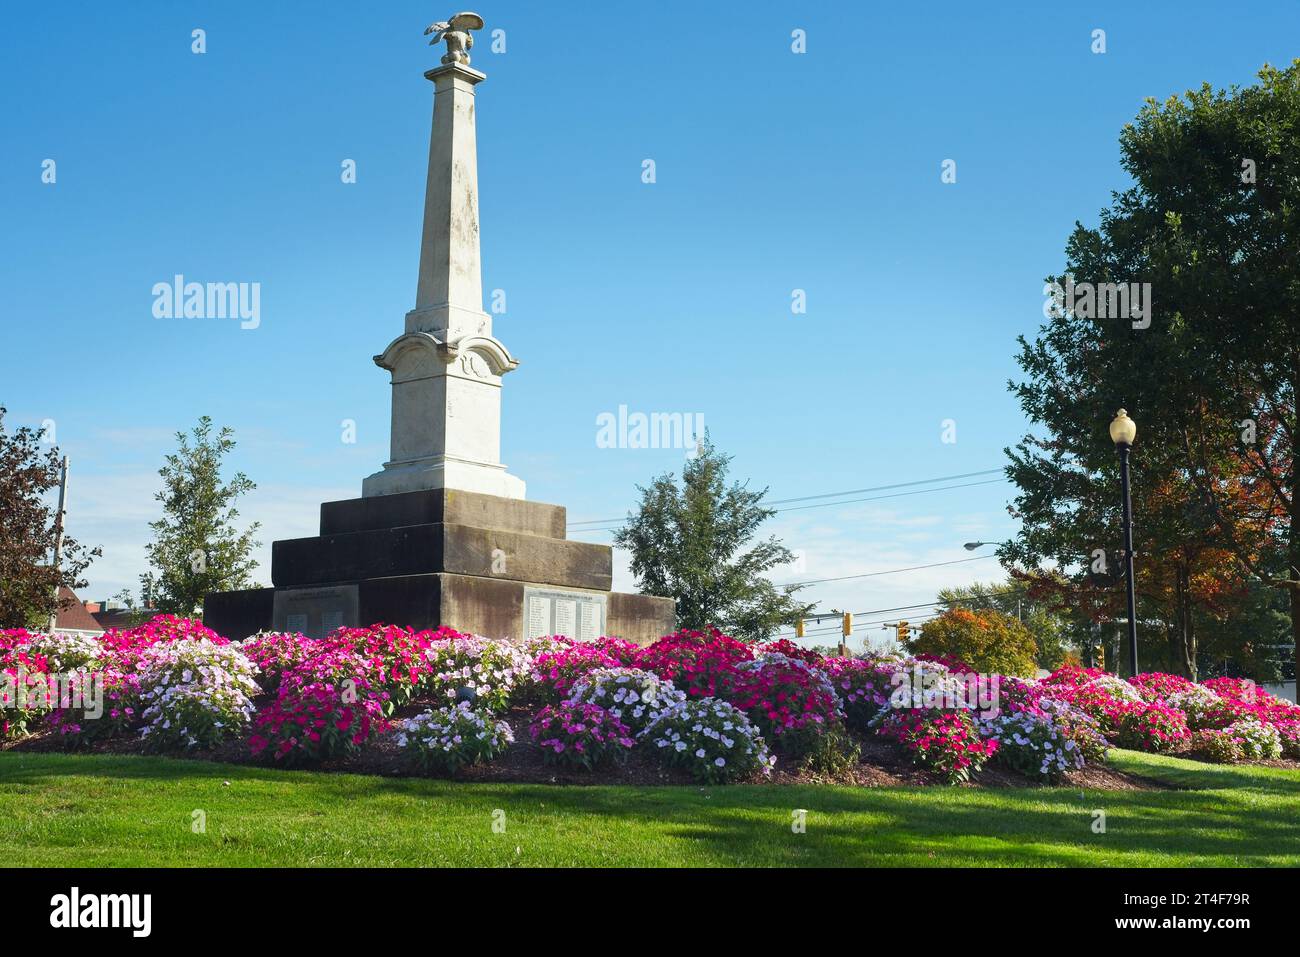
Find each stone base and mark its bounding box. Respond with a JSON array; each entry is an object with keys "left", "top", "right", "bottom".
[
  {"left": 204, "top": 574, "right": 674, "bottom": 645},
  {"left": 362, "top": 456, "right": 525, "bottom": 500},
  {"left": 203, "top": 488, "right": 676, "bottom": 644}
]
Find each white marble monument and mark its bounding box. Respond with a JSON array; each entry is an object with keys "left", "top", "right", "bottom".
[{"left": 363, "top": 11, "right": 526, "bottom": 500}]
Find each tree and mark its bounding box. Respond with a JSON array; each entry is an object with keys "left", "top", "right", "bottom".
[
  {"left": 143, "top": 417, "right": 261, "bottom": 615},
  {"left": 1006, "top": 63, "right": 1300, "bottom": 682},
  {"left": 936, "top": 578, "right": 1078, "bottom": 670},
  {"left": 904, "top": 608, "right": 1039, "bottom": 677},
  {"left": 0, "top": 408, "right": 100, "bottom": 627},
  {"left": 614, "top": 435, "right": 814, "bottom": 641}
]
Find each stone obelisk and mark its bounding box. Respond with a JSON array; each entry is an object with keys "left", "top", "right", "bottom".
[
  {"left": 202, "top": 15, "right": 676, "bottom": 645},
  {"left": 363, "top": 12, "right": 524, "bottom": 500}
]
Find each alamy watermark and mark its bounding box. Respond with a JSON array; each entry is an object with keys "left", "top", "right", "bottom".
[
  {"left": 1, "top": 667, "right": 103, "bottom": 717},
  {"left": 889, "top": 664, "right": 1001, "bottom": 719},
  {"left": 152, "top": 274, "right": 261, "bottom": 329},
  {"left": 596, "top": 405, "right": 704, "bottom": 456},
  {"left": 1043, "top": 277, "right": 1151, "bottom": 329}
]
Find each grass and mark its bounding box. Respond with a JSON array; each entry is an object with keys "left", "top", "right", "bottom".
[{"left": 1, "top": 749, "right": 1297, "bottom": 866}]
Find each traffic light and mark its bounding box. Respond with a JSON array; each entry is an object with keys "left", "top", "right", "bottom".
[
  {"left": 795, "top": 619, "right": 805, "bottom": 639},
  {"left": 842, "top": 612, "right": 852, "bottom": 638},
  {"left": 897, "top": 620, "right": 910, "bottom": 643}
]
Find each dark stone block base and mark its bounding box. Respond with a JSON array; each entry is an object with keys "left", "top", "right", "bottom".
[{"left": 203, "top": 489, "right": 676, "bottom": 644}]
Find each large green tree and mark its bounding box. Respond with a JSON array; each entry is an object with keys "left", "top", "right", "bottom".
[
  {"left": 1005, "top": 62, "right": 1299, "bottom": 681},
  {"left": 143, "top": 417, "right": 261, "bottom": 615},
  {"left": 614, "top": 436, "right": 814, "bottom": 641},
  {"left": 0, "top": 408, "right": 99, "bottom": 627}
]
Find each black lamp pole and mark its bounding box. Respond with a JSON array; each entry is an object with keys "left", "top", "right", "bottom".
[
  {"left": 1118, "top": 443, "right": 1139, "bottom": 677},
  {"left": 1109, "top": 409, "right": 1140, "bottom": 678}
]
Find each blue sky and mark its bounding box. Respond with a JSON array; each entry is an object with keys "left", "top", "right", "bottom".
[{"left": 4, "top": 1, "right": 1296, "bottom": 645}]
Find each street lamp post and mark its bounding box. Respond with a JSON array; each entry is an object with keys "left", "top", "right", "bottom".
[{"left": 1109, "top": 409, "right": 1140, "bottom": 677}]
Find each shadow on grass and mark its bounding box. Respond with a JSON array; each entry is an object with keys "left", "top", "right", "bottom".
[{"left": 3, "top": 753, "right": 1297, "bottom": 866}]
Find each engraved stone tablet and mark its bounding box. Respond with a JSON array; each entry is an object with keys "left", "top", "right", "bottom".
[
  {"left": 273, "top": 584, "right": 360, "bottom": 640},
  {"left": 554, "top": 598, "right": 577, "bottom": 638},
  {"left": 523, "top": 587, "right": 606, "bottom": 641}
]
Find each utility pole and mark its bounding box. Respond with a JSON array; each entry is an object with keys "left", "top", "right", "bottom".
[{"left": 47, "top": 455, "right": 70, "bottom": 633}]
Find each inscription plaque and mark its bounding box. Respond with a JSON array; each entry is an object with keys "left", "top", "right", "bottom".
[
  {"left": 522, "top": 587, "right": 606, "bottom": 641},
  {"left": 273, "top": 584, "right": 360, "bottom": 639}
]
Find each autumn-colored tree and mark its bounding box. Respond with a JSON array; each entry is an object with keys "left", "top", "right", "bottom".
[
  {"left": 904, "top": 608, "right": 1039, "bottom": 677},
  {"left": 0, "top": 408, "right": 100, "bottom": 627},
  {"left": 1006, "top": 64, "right": 1300, "bottom": 681}
]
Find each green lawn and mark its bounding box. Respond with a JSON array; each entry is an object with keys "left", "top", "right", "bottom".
[{"left": 1, "top": 750, "right": 1296, "bottom": 866}]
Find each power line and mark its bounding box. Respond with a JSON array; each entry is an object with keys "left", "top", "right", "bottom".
[
  {"left": 565, "top": 467, "right": 1007, "bottom": 530},
  {"left": 781, "top": 554, "right": 996, "bottom": 587}
]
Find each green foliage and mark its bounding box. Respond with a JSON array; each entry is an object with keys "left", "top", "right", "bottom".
[
  {"left": 143, "top": 417, "right": 261, "bottom": 616},
  {"left": 614, "top": 435, "right": 813, "bottom": 641},
  {"left": 1005, "top": 62, "right": 1300, "bottom": 682},
  {"left": 905, "top": 607, "right": 1039, "bottom": 677},
  {"left": 0, "top": 408, "right": 99, "bottom": 627},
  {"left": 794, "top": 726, "right": 862, "bottom": 778}
]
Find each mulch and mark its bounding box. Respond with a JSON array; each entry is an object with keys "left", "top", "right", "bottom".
[{"left": 2, "top": 703, "right": 1186, "bottom": 791}]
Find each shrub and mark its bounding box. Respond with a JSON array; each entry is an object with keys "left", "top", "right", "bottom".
[
  {"left": 1202, "top": 676, "right": 1277, "bottom": 706},
  {"left": 1168, "top": 686, "right": 1249, "bottom": 731},
  {"left": 237, "top": 631, "right": 321, "bottom": 691},
  {"left": 641, "top": 698, "right": 773, "bottom": 784},
  {"left": 528, "top": 703, "right": 634, "bottom": 769},
  {"left": 977, "top": 707, "right": 1087, "bottom": 781},
  {"left": 421, "top": 634, "right": 531, "bottom": 713},
  {"left": 1, "top": 647, "right": 49, "bottom": 738},
  {"left": 135, "top": 639, "right": 261, "bottom": 751},
  {"left": 395, "top": 702, "right": 514, "bottom": 774},
  {"left": 563, "top": 667, "right": 687, "bottom": 735},
  {"left": 1275, "top": 721, "right": 1300, "bottom": 759},
  {"left": 101, "top": 615, "right": 228, "bottom": 668},
  {"left": 47, "top": 666, "right": 143, "bottom": 745},
  {"left": 1040, "top": 665, "right": 1107, "bottom": 691},
  {"left": 23, "top": 632, "right": 104, "bottom": 672},
  {"left": 873, "top": 707, "right": 997, "bottom": 784},
  {"left": 1191, "top": 721, "right": 1283, "bottom": 763},
  {"left": 1128, "top": 672, "right": 1197, "bottom": 702},
  {"left": 1047, "top": 671, "right": 1144, "bottom": 737},
  {"left": 756, "top": 639, "right": 823, "bottom": 664},
  {"left": 324, "top": 624, "right": 439, "bottom": 709},
  {"left": 1113, "top": 701, "right": 1190, "bottom": 753},
  {"left": 248, "top": 649, "right": 388, "bottom": 765},
  {"left": 819, "top": 657, "right": 901, "bottom": 731},
  {"left": 902, "top": 607, "right": 1037, "bottom": 677},
  {"left": 728, "top": 653, "right": 842, "bottom": 749},
  {"left": 634, "top": 627, "right": 753, "bottom": 698},
  {"left": 532, "top": 637, "right": 640, "bottom": 702},
  {"left": 794, "top": 726, "right": 862, "bottom": 777}
]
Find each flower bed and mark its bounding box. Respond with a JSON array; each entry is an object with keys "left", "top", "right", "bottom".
[
  {"left": 978, "top": 707, "right": 1087, "bottom": 781},
  {"left": 135, "top": 639, "right": 261, "bottom": 751},
  {"left": 728, "top": 652, "right": 842, "bottom": 751},
  {"left": 818, "top": 657, "right": 901, "bottom": 731},
  {"left": 1190, "top": 720, "right": 1283, "bottom": 763},
  {"left": 1113, "top": 701, "right": 1190, "bottom": 753},
  {"left": 633, "top": 628, "right": 753, "bottom": 698},
  {"left": 641, "top": 698, "right": 773, "bottom": 783},
  {"left": 236, "top": 631, "right": 322, "bottom": 691},
  {"left": 562, "top": 667, "right": 687, "bottom": 734},
  {"left": 248, "top": 648, "right": 388, "bottom": 765},
  {"left": 420, "top": 633, "right": 531, "bottom": 713},
  {"left": 531, "top": 637, "right": 640, "bottom": 703},
  {"left": 873, "top": 707, "right": 998, "bottom": 784},
  {"left": 528, "top": 702, "right": 635, "bottom": 769},
  {"left": 395, "top": 702, "right": 514, "bottom": 774}
]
